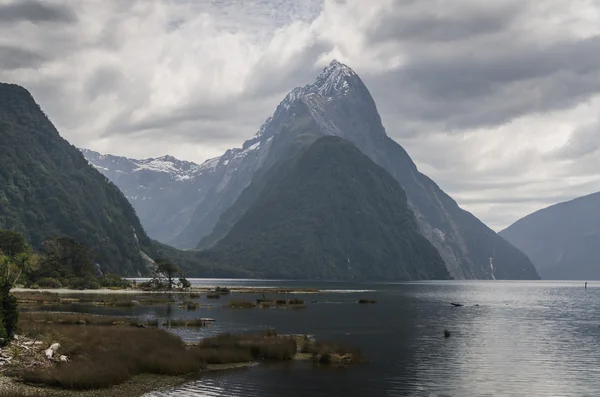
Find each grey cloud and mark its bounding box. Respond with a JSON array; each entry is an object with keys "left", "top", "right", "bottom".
[
  {"left": 368, "top": 35, "right": 600, "bottom": 134},
  {"left": 102, "top": 40, "right": 330, "bottom": 141},
  {"left": 0, "top": 45, "right": 46, "bottom": 69},
  {"left": 243, "top": 40, "right": 330, "bottom": 100},
  {"left": 553, "top": 120, "right": 600, "bottom": 159},
  {"left": 368, "top": 0, "right": 521, "bottom": 44},
  {"left": 84, "top": 66, "right": 125, "bottom": 100},
  {"left": 0, "top": 1, "right": 76, "bottom": 24}
]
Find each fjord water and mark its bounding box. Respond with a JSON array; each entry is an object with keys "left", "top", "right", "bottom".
[
  {"left": 58, "top": 280, "right": 600, "bottom": 396},
  {"left": 135, "top": 280, "right": 600, "bottom": 397}
]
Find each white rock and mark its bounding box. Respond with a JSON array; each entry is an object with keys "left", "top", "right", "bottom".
[
  {"left": 45, "top": 342, "right": 61, "bottom": 359},
  {"left": 60, "top": 355, "right": 68, "bottom": 362}
]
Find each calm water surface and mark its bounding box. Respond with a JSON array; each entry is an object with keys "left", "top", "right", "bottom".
[{"left": 48, "top": 280, "right": 600, "bottom": 396}]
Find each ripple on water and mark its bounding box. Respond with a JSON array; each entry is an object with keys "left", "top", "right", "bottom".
[{"left": 136, "top": 281, "right": 600, "bottom": 397}]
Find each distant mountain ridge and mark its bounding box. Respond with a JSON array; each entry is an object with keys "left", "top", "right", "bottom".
[
  {"left": 0, "top": 83, "right": 154, "bottom": 276},
  {"left": 83, "top": 60, "right": 540, "bottom": 280},
  {"left": 499, "top": 192, "right": 600, "bottom": 280}
]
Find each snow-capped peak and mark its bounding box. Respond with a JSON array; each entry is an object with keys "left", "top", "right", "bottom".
[
  {"left": 313, "top": 59, "right": 357, "bottom": 95},
  {"left": 279, "top": 60, "right": 358, "bottom": 113}
]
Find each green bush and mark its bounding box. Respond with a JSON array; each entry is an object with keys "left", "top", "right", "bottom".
[
  {"left": 0, "top": 285, "right": 18, "bottom": 345},
  {"left": 37, "top": 277, "right": 62, "bottom": 288},
  {"left": 99, "top": 274, "right": 131, "bottom": 289},
  {"left": 67, "top": 277, "right": 100, "bottom": 290}
]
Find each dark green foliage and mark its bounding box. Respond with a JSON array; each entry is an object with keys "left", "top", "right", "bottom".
[
  {"left": 0, "top": 284, "right": 18, "bottom": 345},
  {"left": 0, "top": 83, "right": 153, "bottom": 275},
  {"left": 0, "top": 230, "right": 132, "bottom": 289},
  {"left": 99, "top": 273, "right": 132, "bottom": 288},
  {"left": 36, "top": 277, "right": 62, "bottom": 288},
  {"left": 0, "top": 229, "right": 27, "bottom": 257},
  {"left": 198, "top": 136, "right": 450, "bottom": 281},
  {"left": 38, "top": 237, "right": 96, "bottom": 279},
  {"left": 152, "top": 241, "right": 255, "bottom": 278}
]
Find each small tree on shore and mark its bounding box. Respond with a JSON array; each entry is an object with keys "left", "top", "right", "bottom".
[
  {"left": 178, "top": 268, "right": 191, "bottom": 290},
  {"left": 155, "top": 259, "right": 179, "bottom": 290}
]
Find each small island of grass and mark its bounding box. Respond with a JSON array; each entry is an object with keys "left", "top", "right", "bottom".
[{"left": 226, "top": 298, "right": 306, "bottom": 309}]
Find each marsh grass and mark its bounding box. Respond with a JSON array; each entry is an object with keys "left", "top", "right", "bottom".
[
  {"left": 13, "top": 316, "right": 298, "bottom": 390},
  {"left": 196, "top": 331, "right": 297, "bottom": 362},
  {"left": 226, "top": 300, "right": 256, "bottom": 309},
  {"left": 301, "top": 340, "right": 364, "bottom": 365},
  {"left": 253, "top": 298, "right": 306, "bottom": 309},
  {"left": 13, "top": 292, "right": 176, "bottom": 307}
]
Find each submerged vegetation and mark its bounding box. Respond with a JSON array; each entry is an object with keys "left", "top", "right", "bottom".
[
  {"left": 226, "top": 298, "right": 306, "bottom": 309},
  {"left": 12, "top": 291, "right": 177, "bottom": 307}
]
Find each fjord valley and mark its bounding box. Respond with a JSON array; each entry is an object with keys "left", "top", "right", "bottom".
[{"left": 83, "top": 60, "right": 539, "bottom": 281}]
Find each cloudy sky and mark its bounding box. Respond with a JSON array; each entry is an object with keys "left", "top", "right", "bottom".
[{"left": 1, "top": 0, "right": 600, "bottom": 231}]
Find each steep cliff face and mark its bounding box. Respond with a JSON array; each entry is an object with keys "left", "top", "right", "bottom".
[
  {"left": 500, "top": 192, "right": 600, "bottom": 280},
  {"left": 80, "top": 60, "right": 539, "bottom": 280},
  {"left": 0, "top": 83, "right": 153, "bottom": 275},
  {"left": 199, "top": 60, "right": 539, "bottom": 280},
  {"left": 195, "top": 135, "right": 450, "bottom": 281}
]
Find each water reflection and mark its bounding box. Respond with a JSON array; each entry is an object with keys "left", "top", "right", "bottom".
[{"left": 28, "top": 281, "right": 600, "bottom": 396}]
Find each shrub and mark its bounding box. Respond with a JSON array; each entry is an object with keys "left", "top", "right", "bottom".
[
  {"left": 99, "top": 274, "right": 131, "bottom": 289},
  {"left": 37, "top": 277, "right": 62, "bottom": 288},
  {"left": 68, "top": 277, "right": 100, "bottom": 290},
  {"left": 226, "top": 300, "right": 255, "bottom": 309},
  {"left": 357, "top": 299, "right": 377, "bottom": 304},
  {"left": 0, "top": 285, "right": 18, "bottom": 345},
  {"left": 215, "top": 286, "right": 230, "bottom": 294}
]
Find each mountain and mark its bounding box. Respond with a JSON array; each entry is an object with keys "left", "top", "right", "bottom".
[
  {"left": 197, "top": 60, "right": 539, "bottom": 280},
  {"left": 0, "top": 83, "right": 154, "bottom": 276},
  {"left": 81, "top": 137, "right": 274, "bottom": 249},
  {"left": 499, "top": 192, "right": 600, "bottom": 280},
  {"left": 196, "top": 135, "right": 450, "bottom": 280},
  {"left": 80, "top": 149, "right": 213, "bottom": 244}
]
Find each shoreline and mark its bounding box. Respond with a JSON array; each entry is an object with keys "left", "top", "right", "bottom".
[
  {"left": 11, "top": 286, "right": 324, "bottom": 295},
  {"left": 0, "top": 362, "right": 258, "bottom": 397}
]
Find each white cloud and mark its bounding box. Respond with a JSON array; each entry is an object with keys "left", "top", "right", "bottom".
[{"left": 1, "top": 0, "right": 600, "bottom": 230}]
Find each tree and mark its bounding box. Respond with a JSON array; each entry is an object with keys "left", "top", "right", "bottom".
[
  {"left": 178, "top": 267, "right": 191, "bottom": 289},
  {"left": 39, "top": 237, "right": 95, "bottom": 279},
  {"left": 0, "top": 230, "right": 27, "bottom": 258},
  {"left": 0, "top": 230, "right": 26, "bottom": 345},
  {"left": 155, "top": 259, "right": 179, "bottom": 290}
]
